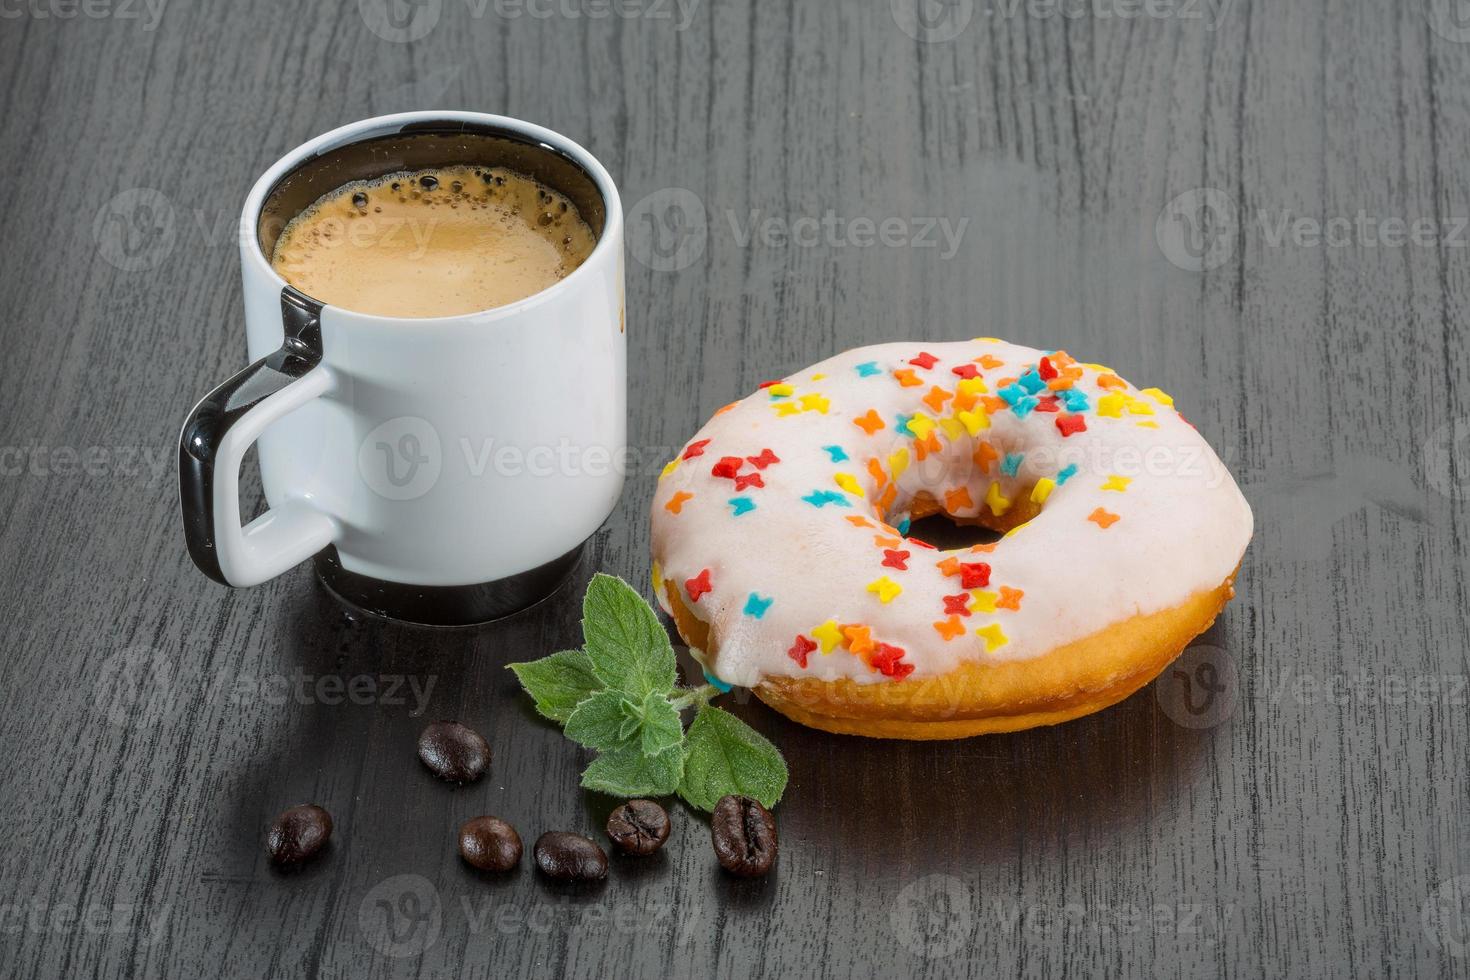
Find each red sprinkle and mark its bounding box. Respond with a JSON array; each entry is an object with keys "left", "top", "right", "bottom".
[
  {"left": 1056, "top": 414, "right": 1087, "bottom": 437},
  {"left": 746, "top": 448, "right": 780, "bottom": 469},
  {"left": 909, "top": 352, "right": 939, "bottom": 369},
  {"left": 881, "top": 549, "right": 911, "bottom": 570},
  {"left": 951, "top": 364, "right": 980, "bottom": 379},
  {"left": 907, "top": 537, "right": 937, "bottom": 550},
  {"left": 757, "top": 380, "right": 782, "bottom": 389},
  {"left": 1038, "top": 356, "right": 1058, "bottom": 380},
  {"left": 870, "top": 642, "right": 914, "bottom": 679},
  {"left": 682, "top": 439, "right": 711, "bottom": 461},
  {"left": 685, "top": 569, "right": 713, "bottom": 602},
  {"left": 942, "top": 593, "right": 972, "bottom": 617},
  {"left": 1034, "top": 399, "right": 1059, "bottom": 413},
  {"left": 711, "top": 456, "right": 744, "bottom": 479},
  {"left": 787, "top": 634, "right": 817, "bottom": 668},
  {"left": 959, "top": 562, "right": 991, "bottom": 589},
  {"left": 733, "top": 472, "right": 765, "bottom": 491}
]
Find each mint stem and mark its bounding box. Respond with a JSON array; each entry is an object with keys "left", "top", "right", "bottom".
[{"left": 670, "top": 684, "right": 719, "bottom": 711}]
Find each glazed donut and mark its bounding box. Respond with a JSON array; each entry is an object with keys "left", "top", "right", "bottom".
[{"left": 649, "top": 340, "right": 1252, "bottom": 739}]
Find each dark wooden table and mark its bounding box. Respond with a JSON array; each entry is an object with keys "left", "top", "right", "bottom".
[{"left": 4, "top": 0, "right": 1469, "bottom": 976}]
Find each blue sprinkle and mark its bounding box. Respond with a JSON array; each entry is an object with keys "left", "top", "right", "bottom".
[
  {"left": 896, "top": 516, "right": 912, "bottom": 535},
  {"left": 998, "top": 383, "right": 1028, "bottom": 406},
  {"left": 1018, "top": 369, "right": 1045, "bottom": 394},
  {"left": 895, "top": 414, "right": 915, "bottom": 437},
  {"left": 702, "top": 668, "right": 733, "bottom": 693},
  {"left": 1057, "top": 463, "right": 1079, "bottom": 485},
  {"left": 1001, "top": 453, "right": 1024, "bottom": 477},
  {"left": 1010, "top": 396, "right": 1038, "bottom": 418},
  {"left": 801, "top": 490, "right": 850, "bottom": 508},
  {"left": 743, "top": 593, "right": 773, "bottom": 619},
  {"left": 822, "top": 445, "right": 849, "bottom": 463},
  {"left": 1061, "top": 389, "right": 1090, "bottom": 412},
  {"left": 855, "top": 361, "right": 882, "bottom": 377},
  {"left": 729, "top": 496, "right": 756, "bottom": 516}
]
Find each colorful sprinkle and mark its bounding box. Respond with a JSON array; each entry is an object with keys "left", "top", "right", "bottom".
[
  {"left": 728, "top": 496, "right": 756, "bottom": 516},
  {"left": 1055, "top": 414, "right": 1087, "bottom": 437},
  {"left": 894, "top": 414, "right": 915, "bottom": 437},
  {"left": 747, "top": 448, "right": 780, "bottom": 469},
  {"left": 985, "top": 481, "right": 1011, "bottom": 516},
  {"left": 702, "top": 668, "right": 733, "bottom": 693},
  {"left": 843, "top": 624, "right": 875, "bottom": 654},
  {"left": 802, "top": 490, "right": 850, "bottom": 508},
  {"left": 945, "top": 486, "right": 973, "bottom": 512},
  {"left": 787, "top": 634, "right": 816, "bottom": 668},
  {"left": 870, "top": 642, "right": 914, "bottom": 678},
  {"left": 866, "top": 576, "right": 903, "bottom": 603},
  {"left": 996, "top": 586, "right": 1024, "bottom": 611},
  {"left": 1088, "top": 507, "right": 1120, "bottom": 528},
  {"left": 812, "top": 620, "right": 845, "bottom": 653},
  {"left": 888, "top": 448, "right": 911, "bottom": 479},
  {"left": 1057, "top": 463, "right": 1079, "bottom": 484},
  {"left": 853, "top": 409, "right": 885, "bottom": 435},
  {"left": 683, "top": 439, "right": 711, "bottom": 460},
  {"left": 881, "top": 549, "right": 911, "bottom": 570},
  {"left": 1030, "top": 477, "right": 1056, "bottom": 504},
  {"left": 1100, "top": 474, "right": 1132, "bottom": 492},
  {"left": 1000, "top": 453, "right": 1024, "bottom": 477},
  {"left": 933, "top": 616, "right": 965, "bottom": 641},
  {"left": 909, "top": 352, "right": 939, "bottom": 369},
  {"left": 834, "top": 473, "right": 865, "bottom": 497},
  {"left": 823, "top": 445, "right": 849, "bottom": 463},
  {"left": 767, "top": 382, "right": 794, "bottom": 397},
  {"left": 1140, "top": 386, "right": 1174, "bottom": 406},
  {"left": 733, "top": 472, "right": 764, "bottom": 491},
  {"left": 855, "top": 361, "right": 883, "bottom": 377},
  {"left": 951, "top": 363, "right": 980, "bottom": 379},
  {"left": 977, "top": 623, "right": 1009, "bottom": 651},
  {"left": 893, "top": 368, "right": 923, "bottom": 388},
  {"left": 660, "top": 459, "right": 679, "bottom": 479},
  {"left": 665, "top": 491, "right": 693, "bottom": 514},
  {"left": 685, "top": 569, "right": 713, "bottom": 602},
  {"left": 943, "top": 593, "right": 972, "bottom": 617},
  {"left": 712, "top": 456, "right": 743, "bottom": 479},
  {"left": 959, "top": 562, "right": 991, "bottom": 589},
  {"left": 970, "top": 590, "right": 997, "bottom": 614},
  {"left": 743, "top": 593, "right": 773, "bottom": 618}
]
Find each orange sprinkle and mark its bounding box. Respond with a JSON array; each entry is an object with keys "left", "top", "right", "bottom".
[
  {"left": 969, "top": 542, "right": 996, "bottom": 553},
  {"left": 922, "top": 386, "right": 952, "bottom": 413},
  {"left": 945, "top": 486, "right": 974, "bottom": 512},
  {"left": 842, "top": 624, "right": 875, "bottom": 654},
  {"left": 853, "top": 409, "right": 885, "bottom": 435},
  {"left": 996, "top": 586, "right": 1024, "bottom": 610},
  {"left": 937, "top": 556, "right": 962, "bottom": 577},
  {"left": 933, "top": 616, "right": 965, "bottom": 641},
  {"left": 665, "top": 492, "right": 693, "bottom": 514},
  {"left": 980, "top": 395, "right": 1008, "bottom": 413},
  {"left": 845, "top": 515, "right": 874, "bottom": 529},
  {"left": 714, "top": 401, "right": 740, "bottom": 415},
  {"left": 952, "top": 388, "right": 978, "bottom": 412},
  {"left": 977, "top": 354, "right": 1005, "bottom": 369},
  {"left": 1097, "top": 374, "right": 1127, "bottom": 389},
  {"left": 996, "top": 376, "right": 1017, "bottom": 389},
  {"left": 878, "top": 483, "right": 898, "bottom": 511},
  {"left": 1088, "top": 507, "right": 1120, "bottom": 529},
  {"left": 874, "top": 534, "right": 902, "bottom": 549},
  {"left": 867, "top": 457, "right": 887, "bottom": 488},
  {"left": 893, "top": 368, "right": 923, "bottom": 388},
  {"left": 975, "top": 442, "right": 999, "bottom": 472},
  {"left": 914, "top": 431, "right": 942, "bottom": 461}
]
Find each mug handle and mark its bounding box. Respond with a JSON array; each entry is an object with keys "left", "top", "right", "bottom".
[{"left": 179, "top": 290, "right": 340, "bottom": 587}]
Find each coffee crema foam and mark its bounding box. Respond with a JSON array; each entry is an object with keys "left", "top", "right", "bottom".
[{"left": 270, "top": 165, "right": 596, "bottom": 317}]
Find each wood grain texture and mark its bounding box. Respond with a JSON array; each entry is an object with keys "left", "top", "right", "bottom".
[{"left": 1, "top": 0, "right": 1468, "bottom": 976}]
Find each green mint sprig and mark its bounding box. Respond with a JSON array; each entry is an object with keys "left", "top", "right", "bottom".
[{"left": 508, "top": 573, "right": 788, "bottom": 811}]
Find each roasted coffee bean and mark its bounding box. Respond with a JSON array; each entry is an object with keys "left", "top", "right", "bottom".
[
  {"left": 267, "top": 804, "right": 333, "bottom": 866},
  {"left": 417, "top": 721, "right": 490, "bottom": 783},
  {"left": 710, "top": 795, "right": 778, "bottom": 877},
  {"left": 606, "top": 799, "right": 671, "bottom": 856},
  {"left": 458, "top": 816, "right": 522, "bottom": 872},
  {"left": 534, "top": 832, "right": 608, "bottom": 882}
]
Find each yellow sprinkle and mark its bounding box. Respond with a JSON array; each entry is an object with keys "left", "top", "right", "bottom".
[
  {"left": 867, "top": 576, "right": 903, "bottom": 604},
  {"left": 971, "top": 590, "right": 997, "bottom": 614},
  {"left": 1140, "top": 386, "right": 1174, "bottom": 406},
  {"left": 1030, "top": 477, "right": 1056, "bottom": 505},
  {"left": 977, "top": 623, "right": 1009, "bottom": 651},
  {"left": 660, "top": 458, "right": 680, "bottom": 479},
  {"left": 799, "top": 393, "right": 830, "bottom": 414},
  {"left": 834, "top": 472, "right": 865, "bottom": 497},
  {"left": 956, "top": 409, "right": 990, "bottom": 435},
  {"left": 975, "top": 337, "right": 1001, "bottom": 343},
  {"left": 1125, "top": 398, "right": 1154, "bottom": 416},
  {"left": 1097, "top": 393, "right": 1127, "bottom": 418},
  {"left": 1084, "top": 363, "right": 1113, "bottom": 373},
  {"left": 1136, "top": 420, "right": 1159, "bottom": 429},
  {"left": 956, "top": 377, "right": 989, "bottom": 396},
  {"left": 811, "top": 373, "right": 826, "bottom": 381},
  {"left": 907, "top": 413, "right": 935, "bottom": 440},
  {"left": 889, "top": 448, "right": 910, "bottom": 479},
  {"left": 1100, "top": 474, "right": 1132, "bottom": 492},
  {"left": 651, "top": 560, "right": 663, "bottom": 596},
  {"left": 767, "top": 382, "right": 794, "bottom": 397},
  {"left": 1003, "top": 520, "right": 1031, "bottom": 539},
  {"left": 938, "top": 417, "right": 966, "bottom": 441},
  {"left": 773, "top": 402, "right": 801, "bottom": 417},
  {"left": 985, "top": 481, "right": 1012, "bottom": 516},
  {"left": 812, "top": 620, "right": 844, "bottom": 653}
]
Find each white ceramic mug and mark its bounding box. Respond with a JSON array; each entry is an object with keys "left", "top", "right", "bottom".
[{"left": 179, "top": 112, "right": 625, "bottom": 625}]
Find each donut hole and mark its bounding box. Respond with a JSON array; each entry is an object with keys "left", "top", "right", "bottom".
[{"left": 905, "top": 512, "right": 1003, "bottom": 551}]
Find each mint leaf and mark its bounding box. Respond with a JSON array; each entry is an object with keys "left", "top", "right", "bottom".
[
  {"left": 581, "top": 744, "right": 683, "bottom": 797},
  {"left": 581, "top": 573, "right": 677, "bottom": 699},
  {"left": 637, "top": 691, "right": 684, "bottom": 757},
  {"left": 678, "top": 705, "right": 788, "bottom": 811},
  {"left": 507, "top": 650, "right": 602, "bottom": 723},
  {"left": 564, "top": 690, "right": 639, "bottom": 752}
]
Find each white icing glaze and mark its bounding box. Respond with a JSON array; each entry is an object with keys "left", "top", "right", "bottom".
[{"left": 649, "top": 340, "right": 1253, "bottom": 688}]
